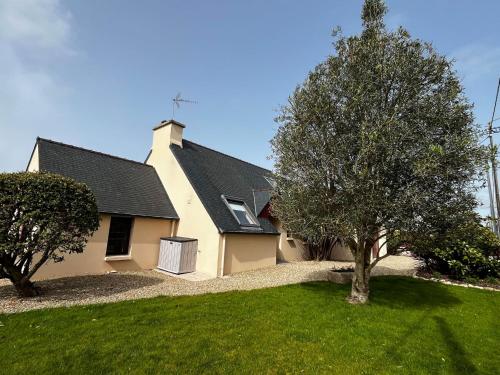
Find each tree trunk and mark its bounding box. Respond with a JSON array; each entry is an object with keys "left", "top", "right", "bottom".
[
  {"left": 348, "top": 241, "right": 371, "bottom": 304},
  {"left": 305, "top": 237, "right": 337, "bottom": 260},
  {"left": 13, "top": 278, "right": 39, "bottom": 298}
]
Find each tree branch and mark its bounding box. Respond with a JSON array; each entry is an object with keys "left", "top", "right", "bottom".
[
  {"left": 368, "top": 247, "right": 405, "bottom": 272},
  {"left": 377, "top": 238, "right": 388, "bottom": 251},
  {"left": 372, "top": 227, "right": 392, "bottom": 243},
  {"left": 25, "top": 250, "right": 50, "bottom": 280}
]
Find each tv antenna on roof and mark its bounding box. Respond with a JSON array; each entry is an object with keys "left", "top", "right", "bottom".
[{"left": 172, "top": 92, "right": 197, "bottom": 119}]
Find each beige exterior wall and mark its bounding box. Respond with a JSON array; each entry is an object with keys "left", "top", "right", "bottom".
[
  {"left": 379, "top": 239, "right": 387, "bottom": 257},
  {"left": 27, "top": 144, "right": 39, "bottom": 171},
  {"left": 223, "top": 234, "right": 277, "bottom": 274},
  {"left": 271, "top": 219, "right": 355, "bottom": 261},
  {"left": 34, "top": 214, "right": 173, "bottom": 280},
  {"left": 272, "top": 219, "right": 306, "bottom": 261},
  {"left": 331, "top": 242, "right": 354, "bottom": 261},
  {"left": 329, "top": 237, "right": 388, "bottom": 262},
  {"left": 147, "top": 123, "right": 222, "bottom": 277},
  {"left": 374, "top": 230, "right": 388, "bottom": 259}
]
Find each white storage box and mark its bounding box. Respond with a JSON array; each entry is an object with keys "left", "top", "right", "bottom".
[{"left": 158, "top": 237, "right": 198, "bottom": 274}]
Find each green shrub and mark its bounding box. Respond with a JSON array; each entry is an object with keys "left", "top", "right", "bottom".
[
  {"left": 415, "top": 222, "right": 500, "bottom": 280},
  {"left": 0, "top": 172, "right": 99, "bottom": 296}
]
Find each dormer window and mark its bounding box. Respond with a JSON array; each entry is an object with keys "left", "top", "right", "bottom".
[
  {"left": 222, "top": 196, "right": 259, "bottom": 227},
  {"left": 228, "top": 199, "right": 258, "bottom": 226}
]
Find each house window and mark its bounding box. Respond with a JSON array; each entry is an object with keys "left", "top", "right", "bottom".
[
  {"left": 223, "top": 197, "right": 259, "bottom": 226},
  {"left": 106, "top": 216, "right": 133, "bottom": 256}
]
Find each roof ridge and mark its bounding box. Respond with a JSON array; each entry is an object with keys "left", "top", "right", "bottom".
[
  {"left": 37, "top": 137, "right": 153, "bottom": 168},
  {"left": 182, "top": 139, "right": 272, "bottom": 173}
]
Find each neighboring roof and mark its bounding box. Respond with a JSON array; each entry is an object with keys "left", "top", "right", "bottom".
[
  {"left": 34, "top": 138, "right": 178, "bottom": 219},
  {"left": 170, "top": 139, "right": 278, "bottom": 234}
]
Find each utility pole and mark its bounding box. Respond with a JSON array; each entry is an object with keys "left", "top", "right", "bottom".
[
  {"left": 486, "top": 168, "right": 497, "bottom": 233},
  {"left": 487, "top": 78, "right": 500, "bottom": 235}
]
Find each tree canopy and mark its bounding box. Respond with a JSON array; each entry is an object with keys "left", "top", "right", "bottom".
[
  {"left": 0, "top": 172, "right": 99, "bottom": 297},
  {"left": 271, "top": 0, "right": 485, "bottom": 303}
]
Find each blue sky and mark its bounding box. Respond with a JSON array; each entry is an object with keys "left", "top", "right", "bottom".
[{"left": 1, "top": 0, "right": 499, "bottom": 215}]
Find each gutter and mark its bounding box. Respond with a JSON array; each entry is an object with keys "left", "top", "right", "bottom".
[
  {"left": 170, "top": 219, "right": 178, "bottom": 237},
  {"left": 219, "top": 234, "right": 227, "bottom": 277}
]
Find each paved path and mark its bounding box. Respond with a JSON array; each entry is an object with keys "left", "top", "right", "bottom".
[{"left": 0, "top": 256, "right": 419, "bottom": 314}]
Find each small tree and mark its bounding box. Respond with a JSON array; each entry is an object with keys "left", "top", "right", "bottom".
[
  {"left": 0, "top": 172, "right": 99, "bottom": 297},
  {"left": 271, "top": 0, "right": 485, "bottom": 303}
]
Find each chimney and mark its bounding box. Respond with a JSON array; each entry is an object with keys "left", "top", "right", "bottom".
[{"left": 152, "top": 119, "right": 185, "bottom": 149}]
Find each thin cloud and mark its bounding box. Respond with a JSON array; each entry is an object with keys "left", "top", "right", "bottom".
[
  {"left": 385, "top": 12, "right": 406, "bottom": 31},
  {"left": 0, "top": 0, "right": 72, "bottom": 50},
  {"left": 0, "top": 0, "right": 76, "bottom": 172},
  {"left": 451, "top": 43, "right": 500, "bottom": 219},
  {"left": 452, "top": 44, "right": 500, "bottom": 85}
]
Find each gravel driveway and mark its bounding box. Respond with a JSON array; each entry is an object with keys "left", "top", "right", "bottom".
[{"left": 0, "top": 255, "right": 418, "bottom": 314}]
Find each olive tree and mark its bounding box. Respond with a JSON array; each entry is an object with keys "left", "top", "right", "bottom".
[
  {"left": 271, "top": 0, "right": 485, "bottom": 303},
  {"left": 0, "top": 172, "right": 99, "bottom": 297}
]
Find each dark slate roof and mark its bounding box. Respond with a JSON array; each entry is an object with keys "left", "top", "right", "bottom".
[
  {"left": 253, "top": 190, "right": 272, "bottom": 216},
  {"left": 171, "top": 140, "right": 278, "bottom": 234},
  {"left": 34, "top": 138, "right": 178, "bottom": 219}
]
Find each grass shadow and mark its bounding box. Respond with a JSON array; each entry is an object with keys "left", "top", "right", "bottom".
[
  {"left": 298, "top": 276, "right": 462, "bottom": 309},
  {"left": 370, "top": 277, "right": 462, "bottom": 309},
  {"left": 434, "top": 316, "right": 478, "bottom": 374},
  {"left": 372, "top": 313, "right": 478, "bottom": 374}
]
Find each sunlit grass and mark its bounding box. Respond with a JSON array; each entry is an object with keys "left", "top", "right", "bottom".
[{"left": 1, "top": 277, "right": 498, "bottom": 374}]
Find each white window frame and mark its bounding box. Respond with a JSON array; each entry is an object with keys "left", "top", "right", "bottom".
[{"left": 221, "top": 195, "right": 261, "bottom": 228}]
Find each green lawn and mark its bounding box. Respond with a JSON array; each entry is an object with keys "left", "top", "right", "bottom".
[{"left": 0, "top": 277, "right": 499, "bottom": 374}]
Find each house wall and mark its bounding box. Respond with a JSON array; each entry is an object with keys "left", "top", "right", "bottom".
[
  {"left": 380, "top": 241, "right": 387, "bottom": 257},
  {"left": 272, "top": 219, "right": 306, "bottom": 262},
  {"left": 27, "top": 144, "right": 39, "bottom": 171},
  {"left": 271, "top": 219, "right": 356, "bottom": 261},
  {"left": 223, "top": 234, "right": 277, "bottom": 274},
  {"left": 147, "top": 125, "right": 222, "bottom": 277},
  {"left": 331, "top": 237, "right": 387, "bottom": 261},
  {"left": 376, "top": 230, "right": 388, "bottom": 258},
  {"left": 34, "top": 214, "right": 173, "bottom": 280},
  {"left": 332, "top": 233, "right": 388, "bottom": 262},
  {"left": 332, "top": 243, "right": 354, "bottom": 261}
]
